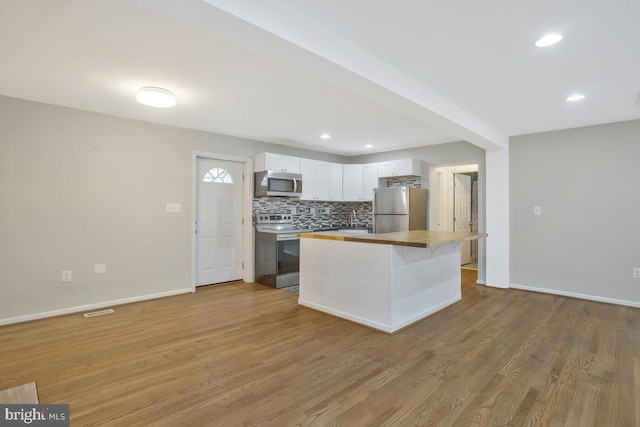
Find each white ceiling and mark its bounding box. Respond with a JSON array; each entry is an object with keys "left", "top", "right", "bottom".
[{"left": 1, "top": 0, "right": 638, "bottom": 155}]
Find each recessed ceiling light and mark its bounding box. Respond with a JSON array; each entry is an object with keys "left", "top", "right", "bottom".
[
  {"left": 535, "top": 34, "right": 563, "bottom": 47},
  {"left": 320, "top": 133, "right": 331, "bottom": 139},
  {"left": 566, "top": 94, "right": 586, "bottom": 102},
  {"left": 364, "top": 144, "right": 373, "bottom": 149},
  {"left": 136, "top": 87, "right": 176, "bottom": 108}
]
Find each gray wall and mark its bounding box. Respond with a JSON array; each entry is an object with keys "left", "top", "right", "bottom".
[
  {"left": 510, "top": 119, "right": 640, "bottom": 304},
  {"left": 0, "top": 95, "right": 346, "bottom": 322},
  {"left": 350, "top": 141, "right": 485, "bottom": 166}
]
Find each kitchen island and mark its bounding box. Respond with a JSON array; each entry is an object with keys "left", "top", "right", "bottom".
[{"left": 297, "top": 230, "right": 487, "bottom": 333}]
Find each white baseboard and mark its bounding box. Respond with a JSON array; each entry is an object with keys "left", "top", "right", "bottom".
[
  {"left": 390, "top": 295, "right": 460, "bottom": 332},
  {"left": 476, "top": 279, "right": 486, "bottom": 285},
  {"left": 298, "top": 295, "right": 460, "bottom": 334},
  {"left": 298, "top": 298, "right": 393, "bottom": 333},
  {"left": 0, "top": 288, "right": 192, "bottom": 326},
  {"left": 510, "top": 283, "right": 640, "bottom": 308}
]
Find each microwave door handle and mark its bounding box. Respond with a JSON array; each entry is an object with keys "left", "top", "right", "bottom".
[{"left": 293, "top": 178, "right": 298, "bottom": 193}]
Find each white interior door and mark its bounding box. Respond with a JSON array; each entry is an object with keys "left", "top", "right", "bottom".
[
  {"left": 454, "top": 173, "right": 472, "bottom": 265},
  {"left": 196, "top": 158, "right": 243, "bottom": 286}
]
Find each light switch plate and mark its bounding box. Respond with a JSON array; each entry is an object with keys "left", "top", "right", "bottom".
[
  {"left": 533, "top": 206, "right": 542, "bottom": 216},
  {"left": 166, "top": 203, "right": 181, "bottom": 213},
  {"left": 94, "top": 264, "right": 107, "bottom": 274},
  {"left": 61, "top": 270, "right": 72, "bottom": 282}
]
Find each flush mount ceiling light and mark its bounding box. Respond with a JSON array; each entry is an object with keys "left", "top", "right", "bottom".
[
  {"left": 364, "top": 144, "right": 373, "bottom": 149},
  {"left": 136, "top": 86, "right": 176, "bottom": 108},
  {"left": 535, "top": 34, "right": 563, "bottom": 47},
  {"left": 320, "top": 133, "right": 331, "bottom": 139},
  {"left": 566, "top": 94, "right": 586, "bottom": 102}
]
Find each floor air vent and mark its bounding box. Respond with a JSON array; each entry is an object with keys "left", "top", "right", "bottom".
[{"left": 83, "top": 309, "right": 115, "bottom": 318}]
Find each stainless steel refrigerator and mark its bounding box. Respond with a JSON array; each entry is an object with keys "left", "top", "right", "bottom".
[{"left": 373, "top": 186, "right": 427, "bottom": 233}]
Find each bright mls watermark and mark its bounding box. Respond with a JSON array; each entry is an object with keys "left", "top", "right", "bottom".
[{"left": 1, "top": 405, "right": 69, "bottom": 426}]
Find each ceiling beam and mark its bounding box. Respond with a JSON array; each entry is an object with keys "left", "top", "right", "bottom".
[{"left": 204, "top": 0, "right": 508, "bottom": 150}]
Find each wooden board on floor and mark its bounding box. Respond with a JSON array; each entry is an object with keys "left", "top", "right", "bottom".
[
  {"left": 0, "top": 274, "right": 638, "bottom": 425},
  {"left": 0, "top": 382, "right": 39, "bottom": 404}
]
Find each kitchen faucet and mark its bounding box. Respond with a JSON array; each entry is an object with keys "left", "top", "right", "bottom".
[{"left": 350, "top": 209, "right": 357, "bottom": 227}]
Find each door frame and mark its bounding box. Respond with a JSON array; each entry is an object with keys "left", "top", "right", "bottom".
[
  {"left": 454, "top": 173, "right": 473, "bottom": 265},
  {"left": 429, "top": 162, "right": 484, "bottom": 283},
  {"left": 191, "top": 151, "right": 253, "bottom": 292},
  {"left": 429, "top": 164, "right": 478, "bottom": 232}
]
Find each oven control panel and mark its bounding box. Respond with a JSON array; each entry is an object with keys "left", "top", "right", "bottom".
[{"left": 256, "top": 213, "right": 293, "bottom": 224}]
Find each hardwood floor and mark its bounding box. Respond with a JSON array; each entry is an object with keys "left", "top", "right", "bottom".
[{"left": 1, "top": 270, "right": 638, "bottom": 426}]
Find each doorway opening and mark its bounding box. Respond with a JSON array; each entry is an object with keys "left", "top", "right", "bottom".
[
  {"left": 195, "top": 158, "right": 243, "bottom": 286},
  {"left": 429, "top": 164, "right": 479, "bottom": 268},
  {"left": 191, "top": 152, "right": 254, "bottom": 292}
]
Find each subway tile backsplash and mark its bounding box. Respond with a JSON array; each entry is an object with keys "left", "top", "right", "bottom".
[
  {"left": 253, "top": 198, "right": 372, "bottom": 230},
  {"left": 252, "top": 177, "right": 422, "bottom": 229},
  {"left": 385, "top": 176, "right": 422, "bottom": 188}
]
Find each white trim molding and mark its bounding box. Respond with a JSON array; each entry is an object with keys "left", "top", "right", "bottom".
[
  {"left": 191, "top": 151, "right": 254, "bottom": 292},
  {"left": 0, "top": 289, "right": 192, "bottom": 326},
  {"left": 510, "top": 283, "right": 640, "bottom": 309}
]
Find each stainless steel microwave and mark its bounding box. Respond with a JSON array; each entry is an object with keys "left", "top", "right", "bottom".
[{"left": 254, "top": 171, "right": 302, "bottom": 197}]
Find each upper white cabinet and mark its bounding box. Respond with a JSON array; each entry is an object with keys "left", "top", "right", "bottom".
[
  {"left": 362, "top": 163, "right": 378, "bottom": 201},
  {"left": 300, "top": 158, "right": 314, "bottom": 200},
  {"left": 255, "top": 153, "right": 417, "bottom": 202},
  {"left": 254, "top": 153, "right": 301, "bottom": 173},
  {"left": 342, "top": 164, "right": 363, "bottom": 201},
  {"left": 300, "top": 159, "right": 331, "bottom": 201},
  {"left": 377, "top": 159, "right": 421, "bottom": 177},
  {"left": 329, "top": 163, "right": 343, "bottom": 201},
  {"left": 342, "top": 163, "right": 378, "bottom": 201},
  {"left": 313, "top": 161, "right": 331, "bottom": 201}
]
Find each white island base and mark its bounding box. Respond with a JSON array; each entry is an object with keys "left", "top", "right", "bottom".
[{"left": 298, "top": 238, "right": 462, "bottom": 333}]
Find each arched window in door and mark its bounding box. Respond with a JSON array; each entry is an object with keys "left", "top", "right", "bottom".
[{"left": 203, "top": 168, "right": 234, "bottom": 184}]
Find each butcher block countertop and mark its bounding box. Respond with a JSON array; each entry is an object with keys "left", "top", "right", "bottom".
[{"left": 297, "top": 230, "right": 488, "bottom": 249}]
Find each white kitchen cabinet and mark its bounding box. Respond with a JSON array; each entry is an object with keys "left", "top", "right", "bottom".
[
  {"left": 300, "top": 158, "right": 314, "bottom": 200},
  {"left": 254, "top": 152, "right": 301, "bottom": 173},
  {"left": 342, "top": 164, "right": 363, "bottom": 201},
  {"left": 377, "top": 159, "right": 421, "bottom": 177},
  {"left": 314, "top": 161, "right": 331, "bottom": 201},
  {"left": 342, "top": 163, "right": 378, "bottom": 201},
  {"left": 300, "top": 159, "right": 331, "bottom": 201},
  {"left": 329, "top": 163, "right": 343, "bottom": 201},
  {"left": 377, "top": 161, "right": 395, "bottom": 178},
  {"left": 362, "top": 163, "right": 378, "bottom": 201}
]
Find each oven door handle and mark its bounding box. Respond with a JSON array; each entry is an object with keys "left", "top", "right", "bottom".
[{"left": 277, "top": 234, "right": 299, "bottom": 241}]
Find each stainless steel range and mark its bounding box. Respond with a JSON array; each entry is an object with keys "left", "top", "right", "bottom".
[{"left": 254, "top": 213, "right": 307, "bottom": 288}]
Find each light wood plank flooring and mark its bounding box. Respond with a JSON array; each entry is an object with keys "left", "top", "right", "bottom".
[{"left": 1, "top": 270, "right": 638, "bottom": 426}]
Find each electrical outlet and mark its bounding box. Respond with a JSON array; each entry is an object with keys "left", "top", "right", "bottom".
[
  {"left": 633, "top": 268, "right": 640, "bottom": 279},
  {"left": 533, "top": 206, "right": 542, "bottom": 216},
  {"left": 94, "top": 264, "right": 107, "bottom": 274},
  {"left": 290, "top": 207, "right": 296, "bottom": 215},
  {"left": 310, "top": 207, "right": 316, "bottom": 214},
  {"left": 324, "top": 207, "right": 331, "bottom": 214},
  {"left": 166, "top": 203, "right": 181, "bottom": 213},
  {"left": 61, "top": 270, "right": 72, "bottom": 282}
]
